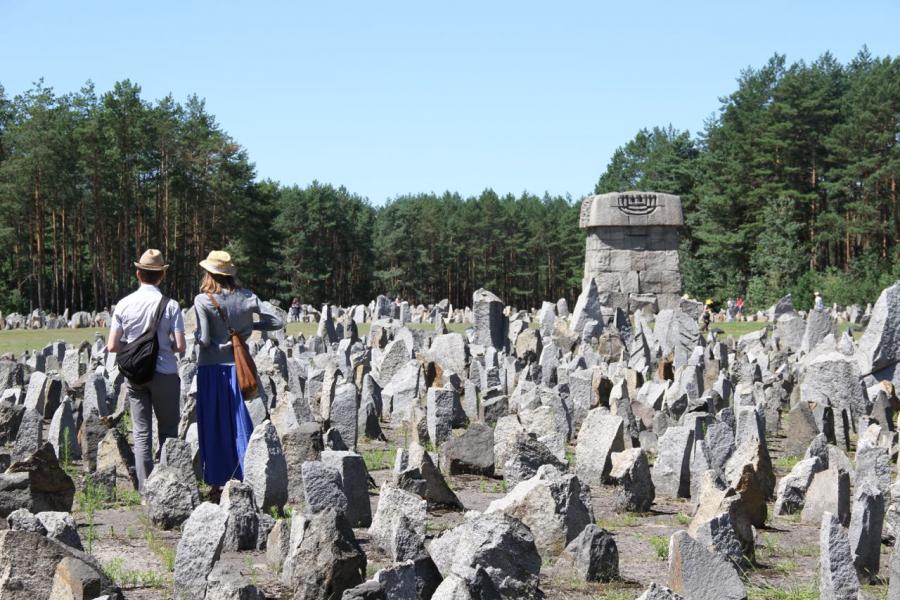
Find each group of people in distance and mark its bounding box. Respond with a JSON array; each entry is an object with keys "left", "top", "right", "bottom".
[{"left": 107, "top": 249, "right": 282, "bottom": 502}]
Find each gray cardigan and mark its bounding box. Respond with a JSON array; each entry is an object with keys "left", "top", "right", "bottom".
[{"left": 193, "top": 289, "right": 284, "bottom": 366}]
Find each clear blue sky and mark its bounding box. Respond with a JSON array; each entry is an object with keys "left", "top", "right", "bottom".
[{"left": 3, "top": 0, "right": 897, "bottom": 205}]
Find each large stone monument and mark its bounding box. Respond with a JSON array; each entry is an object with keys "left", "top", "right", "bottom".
[{"left": 579, "top": 191, "right": 683, "bottom": 310}]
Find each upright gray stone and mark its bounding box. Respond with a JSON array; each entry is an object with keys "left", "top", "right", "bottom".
[
  {"left": 692, "top": 512, "right": 748, "bottom": 571},
  {"left": 0, "top": 399, "right": 25, "bottom": 446},
  {"left": 143, "top": 465, "right": 198, "bottom": 530},
  {"left": 427, "top": 387, "right": 459, "bottom": 447},
  {"left": 23, "top": 372, "right": 48, "bottom": 417},
  {"left": 439, "top": 423, "right": 495, "bottom": 476},
  {"left": 503, "top": 433, "right": 565, "bottom": 486},
  {"left": 281, "top": 422, "right": 322, "bottom": 504},
  {"left": 473, "top": 289, "right": 506, "bottom": 350},
  {"left": 330, "top": 382, "right": 359, "bottom": 452},
  {"left": 374, "top": 561, "right": 417, "bottom": 600},
  {"left": 48, "top": 398, "right": 79, "bottom": 462},
  {"left": 379, "top": 339, "right": 410, "bottom": 389},
  {"left": 369, "top": 483, "right": 427, "bottom": 561},
  {"left": 429, "top": 333, "right": 469, "bottom": 379},
  {"left": 242, "top": 421, "right": 288, "bottom": 513},
  {"left": 320, "top": 450, "right": 372, "bottom": 528},
  {"left": 82, "top": 373, "right": 109, "bottom": 418},
  {"left": 667, "top": 530, "right": 746, "bottom": 600},
  {"left": 652, "top": 426, "right": 694, "bottom": 498},
  {"left": 282, "top": 509, "right": 366, "bottom": 600},
  {"left": 173, "top": 502, "right": 228, "bottom": 600},
  {"left": 13, "top": 408, "right": 44, "bottom": 462},
  {"left": 802, "top": 465, "right": 851, "bottom": 527},
  {"left": 784, "top": 400, "right": 819, "bottom": 458},
  {"left": 486, "top": 465, "right": 592, "bottom": 557},
  {"left": 220, "top": 480, "right": 260, "bottom": 552},
  {"left": 429, "top": 512, "right": 541, "bottom": 599},
  {"left": 6, "top": 508, "right": 46, "bottom": 535},
  {"left": 302, "top": 461, "right": 349, "bottom": 517},
  {"left": 858, "top": 281, "right": 900, "bottom": 374},
  {"left": 820, "top": 511, "right": 860, "bottom": 600},
  {"left": 35, "top": 511, "right": 83, "bottom": 550},
  {"left": 394, "top": 442, "right": 463, "bottom": 509},
  {"left": 575, "top": 410, "right": 624, "bottom": 486},
  {"left": 570, "top": 277, "right": 602, "bottom": 335},
  {"left": 801, "top": 352, "right": 867, "bottom": 448},
  {"left": 856, "top": 436, "right": 892, "bottom": 501},
  {"left": 205, "top": 556, "right": 265, "bottom": 600},
  {"left": 562, "top": 524, "right": 618, "bottom": 582},
  {"left": 848, "top": 483, "right": 884, "bottom": 583},
  {"left": 609, "top": 448, "right": 655, "bottom": 512},
  {"left": 774, "top": 457, "right": 823, "bottom": 515},
  {"left": 802, "top": 308, "right": 837, "bottom": 354},
  {"left": 161, "top": 438, "right": 201, "bottom": 492}
]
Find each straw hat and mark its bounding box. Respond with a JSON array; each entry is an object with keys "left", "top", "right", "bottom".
[
  {"left": 134, "top": 249, "right": 169, "bottom": 271},
  {"left": 200, "top": 250, "right": 237, "bottom": 276}
]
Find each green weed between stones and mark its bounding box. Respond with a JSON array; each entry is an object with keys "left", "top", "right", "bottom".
[
  {"left": 746, "top": 583, "right": 819, "bottom": 600},
  {"left": 595, "top": 513, "right": 642, "bottom": 530},
  {"left": 362, "top": 447, "right": 397, "bottom": 472},
  {"left": 102, "top": 557, "right": 166, "bottom": 589},
  {"left": 646, "top": 535, "right": 669, "bottom": 560}
]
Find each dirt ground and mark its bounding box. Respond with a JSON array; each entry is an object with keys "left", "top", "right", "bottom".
[{"left": 58, "top": 417, "right": 892, "bottom": 600}]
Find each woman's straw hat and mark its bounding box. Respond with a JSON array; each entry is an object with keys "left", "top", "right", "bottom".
[
  {"left": 200, "top": 250, "right": 237, "bottom": 276},
  {"left": 134, "top": 249, "right": 169, "bottom": 271}
]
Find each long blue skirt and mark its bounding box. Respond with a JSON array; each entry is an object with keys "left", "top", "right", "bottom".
[{"left": 196, "top": 364, "right": 255, "bottom": 486}]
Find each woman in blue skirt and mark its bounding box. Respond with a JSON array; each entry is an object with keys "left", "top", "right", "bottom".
[{"left": 193, "top": 250, "right": 284, "bottom": 500}]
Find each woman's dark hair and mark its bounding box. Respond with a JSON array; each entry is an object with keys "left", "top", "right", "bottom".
[{"left": 200, "top": 271, "right": 240, "bottom": 294}]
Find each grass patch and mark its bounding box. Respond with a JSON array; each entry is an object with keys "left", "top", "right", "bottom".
[
  {"left": 675, "top": 512, "right": 691, "bottom": 525},
  {"left": 479, "top": 479, "right": 509, "bottom": 494},
  {"left": 646, "top": 535, "right": 669, "bottom": 560},
  {"left": 746, "top": 583, "right": 819, "bottom": 600},
  {"left": 712, "top": 322, "right": 767, "bottom": 338},
  {"left": 270, "top": 505, "right": 293, "bottom": 520},
  {"left": 362, "top": 447, "right": 397, "bottom": 472},
  {"left": 774, "top": 455, "right": 801, "bottom": 472},
  {"left": 103, "top": 558, "right": 167, "bottom": 589},
  {"left": 757, "top": 533, "right": 779, "bottom": 559},
  {"left": 770, "top": 559, "right": 800, "bottom": 576},
  {"left": 862, "top": 584, "right": 888, "bottom": 600},
  {"left": 593, "top": 591, "right": 634, "bottom": 600},
  {"left": 137, "top": 513, "right": 176, "bottom": 572},
  {"left": 0, "top": 328, "right": 102, "bottom": 356},
  {"left": 425, "top": 520, "right": 454, "bottom": 535},
  {"left": 596, "top": 513, "right": 642, "bottom": 530}
]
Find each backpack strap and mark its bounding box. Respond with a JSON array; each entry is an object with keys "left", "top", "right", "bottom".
[{"left": 149, "top": 295, "right": 169, "bottom": 335}]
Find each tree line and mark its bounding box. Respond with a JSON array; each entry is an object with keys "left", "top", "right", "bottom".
[
  {"left": 599, "top": 48, "right": 900, "bottom": 310},
  {"left": 0, "top": 79, "right": 583, "bottom": 312},
  {"left": 1, "top": 48, "right": 898, "bottom": 314}
]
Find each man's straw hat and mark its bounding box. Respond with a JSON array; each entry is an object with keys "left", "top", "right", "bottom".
[
  {"left": 134, "top": 249, "right": 169, "bottom": 271},
  {"left": 200, "top": 250, "right": 237, "bottom": 276}
]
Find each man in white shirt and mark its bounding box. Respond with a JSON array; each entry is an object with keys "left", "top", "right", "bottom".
[{"left": 107, "top": 249, "right": 186, "bottom": 491}]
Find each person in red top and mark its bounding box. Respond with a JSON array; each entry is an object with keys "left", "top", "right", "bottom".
[{"left": 735, "top": 297, "right": 745, "bottom": 320}]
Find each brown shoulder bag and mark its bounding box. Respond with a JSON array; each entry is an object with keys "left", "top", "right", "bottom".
[{"left": 207, "top": 292, "right": 259, "bottom": 400}]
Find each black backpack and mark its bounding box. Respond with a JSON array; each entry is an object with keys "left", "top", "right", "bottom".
[{"left": 115, "top": 295, "right": 169, "bottom": 384}]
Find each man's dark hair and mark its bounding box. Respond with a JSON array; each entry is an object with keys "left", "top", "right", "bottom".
[{"left": 136, "top": 268, "right": 165, "bottom": 285}]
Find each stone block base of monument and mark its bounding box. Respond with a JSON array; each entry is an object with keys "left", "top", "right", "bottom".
[{"left": 579, "top": 191, "right": 684, "bottom": 310}]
